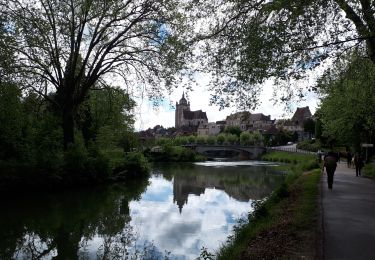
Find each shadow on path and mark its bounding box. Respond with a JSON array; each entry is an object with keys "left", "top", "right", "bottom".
[{"left": 322, "top": 162, "right": 375, "bottom": 260}]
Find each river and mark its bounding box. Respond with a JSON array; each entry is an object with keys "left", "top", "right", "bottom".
[{"left": 0, "top": 160, "right": 284, "bottom": 259}]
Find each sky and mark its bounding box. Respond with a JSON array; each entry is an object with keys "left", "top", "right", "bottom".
[{"left": 134, "top": 73, "right": 320, "bottom": 131}]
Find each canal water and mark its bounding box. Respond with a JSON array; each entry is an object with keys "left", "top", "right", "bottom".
[{"left": 0, "top": 160, "right": 284, "bottom": 259}]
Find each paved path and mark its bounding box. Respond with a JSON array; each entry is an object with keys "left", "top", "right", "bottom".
[{"left": 322, "top": 162, "right": 375, "bottom": 260}]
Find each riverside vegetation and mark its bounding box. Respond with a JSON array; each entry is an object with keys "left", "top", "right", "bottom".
[
  {"left": 215, "top": 151, "right": 321, "bottom": 259},
  {"left": 0, "top": 85, "right": 150, "bottom": 191}
]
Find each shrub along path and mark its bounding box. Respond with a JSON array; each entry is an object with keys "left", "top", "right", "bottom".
[{"left": 322, "top": 162, "right": 375, "bottom": 260}]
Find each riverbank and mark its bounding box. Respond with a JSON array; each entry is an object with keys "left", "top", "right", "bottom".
[
  {"left": 216, "top": 151, "right": 321, "bottom": 259},
  {"left": 0, "top": 150, "right": 151, "bottom": 193},
  {"left": 145, "top": 145, "right": 206, "bottom": 162}
]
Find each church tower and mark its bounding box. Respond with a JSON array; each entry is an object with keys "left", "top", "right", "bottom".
[{"left": 175, "top": 92, "right": 190, "bottom": 128}]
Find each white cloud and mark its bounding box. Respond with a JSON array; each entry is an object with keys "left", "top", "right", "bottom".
[{"left": 128, "top": 176, "right": 251, "bottom": 259}]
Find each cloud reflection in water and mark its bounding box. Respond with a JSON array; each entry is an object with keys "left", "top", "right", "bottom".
[{"left": 129, "top": 176, "right": 252, "bottom": 259}]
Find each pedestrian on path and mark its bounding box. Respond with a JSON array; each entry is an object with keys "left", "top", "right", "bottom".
[
  {"left": 354, "top": 153, "right": 364, "bottom": 177},
  {"left": 347, "top": 152, "right": 352, "bottom": 168},
  {"left": 323, "top": 152, "right": 338, "bottom": 189}
]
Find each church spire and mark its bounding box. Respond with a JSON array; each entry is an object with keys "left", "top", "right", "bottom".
[{"left": 179, "top": 91, "right": 187, "bottom": 105}]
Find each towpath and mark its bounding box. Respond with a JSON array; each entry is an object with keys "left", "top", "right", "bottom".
[{"left": 322, "top": 162, "right": 375, "bottom": 260}]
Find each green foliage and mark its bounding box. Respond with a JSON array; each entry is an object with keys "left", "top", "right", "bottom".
[
  {"left": 196, "top": 136, "right": 206, "bottom": 144},
  {"left": 315, "top": 117, "right": 323, "bottom": 139},
  {"left": 121, "top": 152, "right": 150, "bottom": 178},
  {"left": 318, "top": 53, "right": 375, "bottom": 150},
  {"left": 174, "top": 136, "right": 189, "bottom": 145},
  {"left": 194, "top": 0, "right": 375, "bottom": 110},
  {"left": 224, "top": 126, "right": 242, "bottom": 137},
  {"left": 3, "top": 0, "right": 194, "bottom": 146},
  {"left": 147, "top": 146, "right": 205, "bottom": 162},
  {"left": 226, "top": 134, "right": 238, "bottom": 144},
  {"left": 252, "top": 130, "right": 263, "bottom": 146},
  {"left": 187, "top": 135, "right": 196, "bottom": 144},
  {"left": 262, "top": 151, "right": 319, "bottom": 172},
  {"left": 363, "top": 163, "right": 375, "bottom": 178},
  {"left": 240, "top": 131, "right": 252, "bottom": 145},
  {"left": 264, "top": 130, "right": 293, "bottom": 146},
  {"left": 206, "top": 135, "right": 217, "bottom": 144},
  {"left": 155, "top": 137, "right": 174, "bottom": 146},
  {"left": 0, "top": 83, "right": 24, "bottom": 159},
  {"left": 217, "top": 134, "right": 226, "bottom": 144},
  {"left": 64, "top": 141, "right": 89, "bottom": 174},
  {"left": 296, "top": 139, "right": 321, "bottom": 152}
]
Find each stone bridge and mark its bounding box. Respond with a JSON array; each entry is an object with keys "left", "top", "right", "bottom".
[{"left": 183, "top": 144, "right": 267, "bottom": 160}]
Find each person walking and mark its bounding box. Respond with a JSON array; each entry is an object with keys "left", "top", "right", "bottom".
[
  {"left": 323, "top": 152, "right": 338, "bottom": 190},
  {"left": 347, "top": 152, "right": 352, "bottom": 168},
  {"left": 354, "top": 153, "right": 364, "bottom": 177}
]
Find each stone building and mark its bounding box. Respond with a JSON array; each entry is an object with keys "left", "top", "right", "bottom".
[
  {"left": 282, "top": 106, "right": 313, "bottom": 140},
  {"left": 175, "top": 92, "right": 208, "bottom": 128},
  {"left": 225, "top": 112, "right": 273, "bottom": 131},
  {"left": 197, "top": 121, "right": 224, "bottom": 136}
]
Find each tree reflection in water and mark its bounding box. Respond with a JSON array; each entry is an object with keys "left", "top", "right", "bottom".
[
  {"left": 1, "top": 162, "right": 284, "bottom": 259},
  {"left": 0, "top": 178, "right": 148, "bottom": 259}
]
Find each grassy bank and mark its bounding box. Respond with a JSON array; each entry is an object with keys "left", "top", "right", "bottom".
[
  {"left": 216, "top": 151, "right": 321, "bottom": 259},
  {"left": 363, "top": 162, "right": 375, "bottom": 178}
]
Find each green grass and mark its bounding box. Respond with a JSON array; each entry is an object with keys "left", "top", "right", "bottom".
[
  {"left": 216, "top": 152, "right": 321, "bottom": 259},
  {"left": 262, "top": 151, "right": 320, "bottom": 172},
  {"left": 363, "top": 163, "right": 375, "bottom": 178}
]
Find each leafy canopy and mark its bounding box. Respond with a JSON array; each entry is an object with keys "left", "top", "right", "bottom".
[{"left": 194, "top": 0, "right": 375, "bottom": 109}]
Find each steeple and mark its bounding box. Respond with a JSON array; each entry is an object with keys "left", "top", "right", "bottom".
[{"left": 179, "top": 91, "right": 188, "bottom": 105}]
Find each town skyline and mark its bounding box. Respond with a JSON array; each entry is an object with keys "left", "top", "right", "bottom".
[{"left": 135, "top": 83, "right": 319, "bottom": 131}]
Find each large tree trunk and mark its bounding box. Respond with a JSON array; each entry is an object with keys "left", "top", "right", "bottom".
[{"left": 58, "top": 81, "right": 76, "bottom": 150}]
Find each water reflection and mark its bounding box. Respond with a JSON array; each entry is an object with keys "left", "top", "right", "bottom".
[
  {"left": 0, "top": 179, "right": 148, "bottom": 259},
  {"left": 129, "top": 162, "right": 284, "bottom": 259},
  {"left": 0, "top": 161, "right": 283, "bottom": 259}
]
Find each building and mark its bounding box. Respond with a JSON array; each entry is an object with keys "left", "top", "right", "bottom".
[
  {"left": 197, "top": 121, "right": 224, "bottom": 136},
  {"left": 225, "top": 112, "right": 273, "bottom": 131},
  {"left": 282, "top": 106, "right": 313, "bottom": 140},
  {"left": 175, "top": 92, "right": 208, "bottom": 128}
]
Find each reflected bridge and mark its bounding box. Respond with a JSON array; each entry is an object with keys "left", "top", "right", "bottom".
[{"left": 183, "top": 144, "right": 267, "bottom": 159}]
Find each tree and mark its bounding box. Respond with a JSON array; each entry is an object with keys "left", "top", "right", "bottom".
[
  {"left": 318, "top": 52, "right": 375, "bottom": 150},
  {"left": 252, "top": 130, "right": 263, "bottom": 146},
  {"left": 206, "top": 135, "right": 216, "bottom": 145},
  {"left": 195, "top": 0, "right": 375, "bottom": 109},
  {"left": 303, "top": 118, "right": 316, "bottom": 138},
  {"left": 226, "top": 134, "right": 238, "bottom": 145},
  {"left": 217, "top": 134, "right": 226, "bottom": 144},
  {"left": 0, "top": 83, "right": 24, "bottom": 159},
  {"left": 84, "top": 87, "right": 136, "bottom": 147},
  {"left": 240, "top": 131, "right": 251, "bottom": 145},
  {"left": 2, "top": 0, "right": 191, "bottom": 148},
  {"left": 224, "top": 126, "right": 242, "bottom": 137}
]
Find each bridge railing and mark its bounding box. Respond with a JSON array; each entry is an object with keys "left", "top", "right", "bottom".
[{"left": 267, "top": 146, "right": 316, "bottom": 155}]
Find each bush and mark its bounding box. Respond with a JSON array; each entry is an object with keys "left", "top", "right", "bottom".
[
  {"left": 296, "top": 139, "right": 321, "bottom": 152},
  {"left": 121, "top": 152, "right": 150, "bottom": 178},
  {"left": 196, "top": 136, "right": 206, "bottom": 144},
  {"left": 64, "top": 140, "right": 111, "bottom": 181},
  {"left": 217, "top": 134, "right": 226, "bottom": 144},
  {"left": 207, "top": 135, "right": 216, "bottom": 144},
  {"left": 64, "top": 142, "right": 88, "bottom": 174}
]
